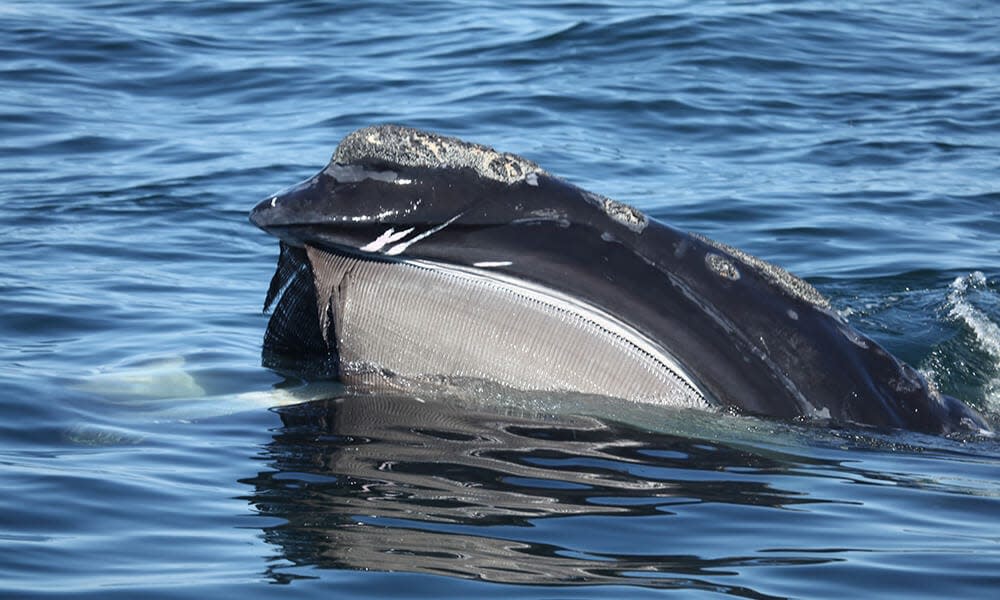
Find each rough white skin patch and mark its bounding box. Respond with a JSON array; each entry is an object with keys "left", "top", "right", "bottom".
[{"left": 333, "top": 124, "right": 544, "bottom": 185}]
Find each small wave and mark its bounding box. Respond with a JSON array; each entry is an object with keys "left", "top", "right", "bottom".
[{"left": 946, "top": 272, "right": 1000, "bottom": 413}]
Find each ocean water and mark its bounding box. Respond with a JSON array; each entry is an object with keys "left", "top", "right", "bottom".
[{"left": 2, "top": 1, "right": 999, "bottom": 598}]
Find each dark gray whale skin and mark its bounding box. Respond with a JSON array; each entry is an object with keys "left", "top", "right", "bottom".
[{"left": 251, "top": 125, "right": 989, "bottom": 436}]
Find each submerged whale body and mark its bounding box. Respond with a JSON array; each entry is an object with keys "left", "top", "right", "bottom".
[{"left": 250, "top": 124, "right": 989, "bottom": 435}]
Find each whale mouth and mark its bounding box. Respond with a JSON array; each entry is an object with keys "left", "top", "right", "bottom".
[{"left": 260, "top": 240, "right": 711, "bottom": 409}]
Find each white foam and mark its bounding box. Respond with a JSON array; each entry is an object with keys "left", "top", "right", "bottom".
[{"left": 947, "top": 272, "right": 1000, "bottom": 412}]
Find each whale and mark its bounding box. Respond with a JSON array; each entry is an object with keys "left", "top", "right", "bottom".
[{"left": 250, "top": 124, "right": 989, "bottom": 435}]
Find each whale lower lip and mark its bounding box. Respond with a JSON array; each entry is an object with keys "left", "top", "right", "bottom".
[{"left": 279, "top": 243, "right": 711, "bottom": 408}]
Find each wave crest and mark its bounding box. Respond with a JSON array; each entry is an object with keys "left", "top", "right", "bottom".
[{"left": 946, "top": 272, "right": 1000, "bottom": 414}]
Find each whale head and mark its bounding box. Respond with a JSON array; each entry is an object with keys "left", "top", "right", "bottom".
[{"left": 251, "top": 125, "right": 991, "bottom": 436}]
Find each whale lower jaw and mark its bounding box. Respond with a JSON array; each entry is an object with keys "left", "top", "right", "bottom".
[{"left": 263, "top": 243, "right": 711, "bottom": 410}]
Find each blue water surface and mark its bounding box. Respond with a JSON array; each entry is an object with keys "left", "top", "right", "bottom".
[{"left": 1, "top": 1, "right": 999, "bottom": 598}]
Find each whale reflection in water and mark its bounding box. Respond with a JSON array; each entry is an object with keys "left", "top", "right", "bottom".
[{"left": 246, "top": 393, "right": 841, "bottom": 589}]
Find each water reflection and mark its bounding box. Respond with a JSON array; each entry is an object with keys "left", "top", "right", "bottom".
[{"left": 243, "top": 394, "right": 840, "bottom": 594}]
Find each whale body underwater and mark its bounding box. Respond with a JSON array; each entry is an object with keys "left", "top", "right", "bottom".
[{"left": 250, "top": 125, "right": 989, "bottom": 435}]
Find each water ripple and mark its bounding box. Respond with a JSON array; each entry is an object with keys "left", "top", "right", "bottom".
[{"left": 1, "top": 1, "right": 999, "bottom": 598}]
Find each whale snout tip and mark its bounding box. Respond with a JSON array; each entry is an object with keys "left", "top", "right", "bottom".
[{"left": 250, "top": 194, "right": 280, "bottom": 229}]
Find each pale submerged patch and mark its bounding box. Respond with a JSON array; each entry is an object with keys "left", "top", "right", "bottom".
[{"left": 75, "top": 354, "right": 343, "bottom": 421}]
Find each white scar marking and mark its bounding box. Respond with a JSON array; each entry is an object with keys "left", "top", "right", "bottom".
[
  {"left": 360, "top": 227, "right": 414, "bottom": 252},
  {"left": 269, "top": 197, "right": 277, "bottom": 207},
  {"left": 385, "top": 212, "right": 464, "bottom": 256},
  {"left": 473, "top": 261, "right": 513, "bottom": 268}
]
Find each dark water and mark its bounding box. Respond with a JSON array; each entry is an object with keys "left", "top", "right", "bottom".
[{"left": 2, "top": 1, "right": 999, "bottom": 598}]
